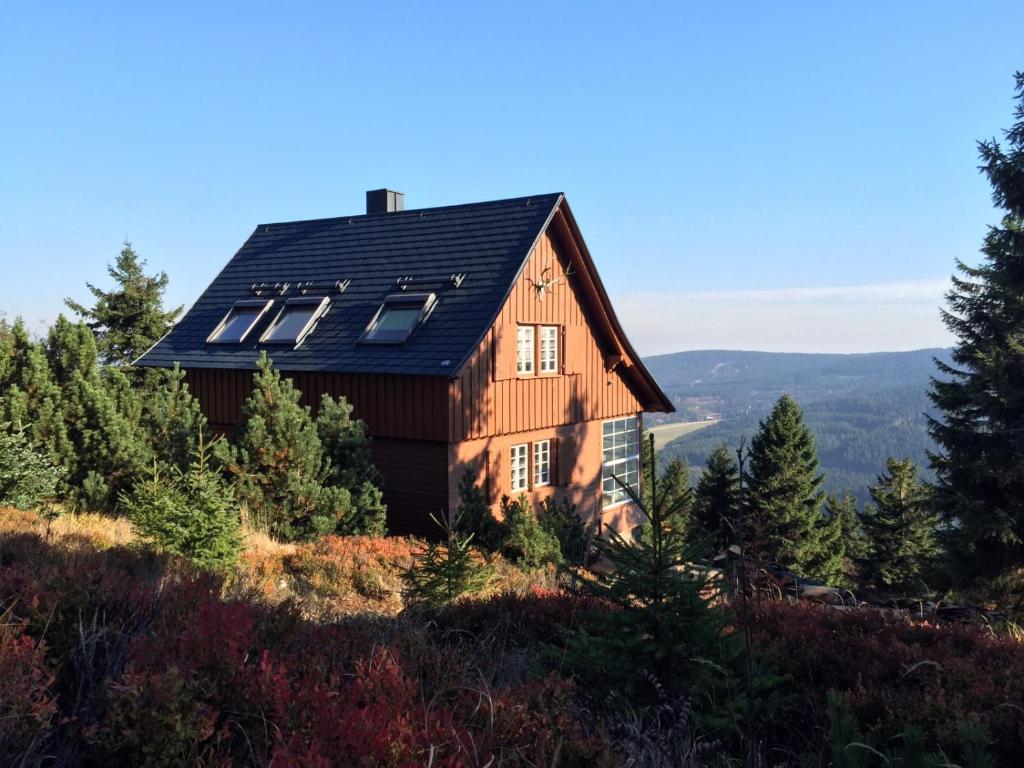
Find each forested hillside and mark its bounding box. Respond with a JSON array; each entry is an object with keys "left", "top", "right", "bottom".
[{"left": 643, "top": 348, "right": 954, "bottom": 499}]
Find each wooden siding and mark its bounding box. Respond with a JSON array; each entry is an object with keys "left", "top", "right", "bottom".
[
  {"left": 448, "top": 228, "right": 643, "bottom": 443},
  {"left": 185, "top": 368, "right": 448, "bottom": 441},
  {"left": 373, "top": 438, "right": 449, "bottom": 537},
  {"left": 449, "top": 417, "right": 644, "bottom": 535}
]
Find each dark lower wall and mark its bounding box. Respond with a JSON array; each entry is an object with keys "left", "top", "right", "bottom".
[{"left": 371, "top": 438, "right": 450, "bottom": 538}]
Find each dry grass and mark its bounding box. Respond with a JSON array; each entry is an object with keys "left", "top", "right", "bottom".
[{"left": 2, "top": 507, "right": 553, "bottom": 620}]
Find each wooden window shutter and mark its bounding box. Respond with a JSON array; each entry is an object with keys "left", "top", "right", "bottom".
[
  {"left": 558, "top": 436, "right": 575, "bottom": 487},
  {"left": 550, "top": 437, "right": 560, "bottom": 488},
  {"left": 563, "top": 325, "right": 587, "bottom": 375},
  {"left": 486, "top": 448, "right": 503, "bottom": 504},
  {"left": 493, "top": 324, "right": 516, "bottom": 381}
]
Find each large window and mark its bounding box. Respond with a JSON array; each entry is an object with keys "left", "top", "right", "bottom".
[
  {"left": 539, "top": 326, "right": 558, "bottom": 373},
  {"left": 260, "top": 296, "right": 330, "bottom": 346},
  {"left": 602, "top": 417, "right": 640, "bottom": 507},
  {"left": 362, "top": 292, "right": 436, "bottom": 344},
  {"left": 207, "top": 300, "right": 273, "bottom": 344},
  {"left": 510, "top": 443, "right": 530, "bottom": 492},
  {"left": 534, "top": 439, "right": 551, "bottom": 487},
  {"left": 516, "top": 326, "right": 535, "bottom": 375}
]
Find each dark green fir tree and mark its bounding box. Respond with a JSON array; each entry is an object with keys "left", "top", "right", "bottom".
[
  {"left": 403, "top": 511, "right": 493, "bottom": 607},
  {"left": 64, "top": 241, "right": 181, "bottom": 370},
  {"left": 692, "top": 443, "right": 740, "bottom": 551},
  {"left": 928, "top": 72, "right": 1024, "bottom": 595},
  {"left": 745, "top": 395, "right": 829, "bottom": 576},
  {"left": 560, "top": 443, "right": 742, "bottom": 720},
  {"left": 123, "top": 431, "right": 242, "bottom": 572},
  {"left": 859, "top": 458, "right": 939, "bottom": 593}
]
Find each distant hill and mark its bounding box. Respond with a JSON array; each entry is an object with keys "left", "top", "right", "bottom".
[{"left": 642, "top": 348, "right": 954, "bottom": 501}]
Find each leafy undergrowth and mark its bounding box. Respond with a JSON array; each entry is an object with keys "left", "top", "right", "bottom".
[{"left": 1, "top": 507, "right": 1023, "bottom": 766}]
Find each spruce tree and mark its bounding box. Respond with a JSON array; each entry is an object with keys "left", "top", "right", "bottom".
[
  {"left": 403, "top": 511, "right": 493, "bottom": 606},
  {"left": 641, "top": 438, "right": 692, "bottom": 539},
  {"left": 824, "top": 494, "right": 868, "bottom": 588},
  {"left": 560, "top": 440, "right": 742, "bottom": 714},
  {"left": 64, "top": 241, "right": 181, "bottom": 369},
  {"left": 859, "top": 458, "right": 939, "bottom": 593},
  {"left": 928, "top": 72, "right": 1024, "bottom": 590},
  {"left": 123, "top": 431, "right": 241, "bottom": 572},
  {"left": 0, "top": 426, "right": 63, "bottom": 509},
  {"left": 745, "top": 395, "right": 828, "bottom": 576},
  {"left": 693, "top": 443, "right": 740, "bottom": 551}
]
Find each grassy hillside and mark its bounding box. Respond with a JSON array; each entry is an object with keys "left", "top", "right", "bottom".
[{"left": 643, "top": 348, "right": 954, "bottom": 500}]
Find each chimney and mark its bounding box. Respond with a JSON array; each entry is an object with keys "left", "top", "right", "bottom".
[{"left": 365, "top": 188, "right": 404, "bottom": 214}]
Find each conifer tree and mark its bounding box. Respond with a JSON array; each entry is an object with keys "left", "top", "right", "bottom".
[
  {"left": 453, "top": 464, "right": 504, "bottom": 551},
  {"left": 692, "top": 443, "right": 740, "bottom": 551},
  {"left": 641, "top": 438, "right": 692, "bottom": 539},
  {"left": 225, "top": 354, "right": 336, "bottom": 540},
  {"left": 225, "top": 353, "right": 384, "bottom": 540},
  {"left": 928, "top": 72, "right": 1024, "bottom": 589},
  {"left": 824, "top": 494, "right": 868, "bottom": 588},
  {"left": 745, "top": 395, "right": 828, "bottom": 576},
  {"left": 560, "top": 439, "right": 742, "bottom": 713},
  {"left": 140, "top": 364, "right": 207, "bottom": 476},
  {"left": 65, "top": 241, "right": 181, "bottom": 368},
  {"left": 0, "top": 426, "right": 63, "bottom": 509},
  {"left": 123, "top": 431, "right": 241, "bottom": 572},
  {"left": 859, "top": 457, "right": 939, "bottom": 593},
  {"left": 403, "top": 511, "right": 493, "bottom": 606},
  {"left": 315, "top": 393, "right": 386, "bottom": 535}
]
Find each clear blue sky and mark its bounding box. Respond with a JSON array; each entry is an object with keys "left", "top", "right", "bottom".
[{"left": 2, "top": 2, "right": 1021, "bottom": 353}]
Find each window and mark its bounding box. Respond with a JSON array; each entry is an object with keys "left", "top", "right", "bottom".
[
  {"left": 260, "top": 296, "right": 329, "bottom": 346},
  {"left": 207, "top": 300, "right": 273, "bottom": 344},
  {"left": 362, "top": 292, "right": 436, "bottom": 344},
  {"left": 534, "top": 439, "right": 551, "bottom": 487},
  {"left": 516, "top": 326, "right": 535, "bottom": 375},
  {"left": 510, "top": 443, "right": 529, "bottom": 492},
  {"left": 602, "top": 417, "right": 640, "bottom": 507},
  {"left": 539, "top": 326, "right": 558, "bottom": 373}
]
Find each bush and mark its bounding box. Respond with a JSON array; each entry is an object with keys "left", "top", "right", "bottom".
[
  {"left": 122, "top": 433, "right": 241, "bottom": 572},
  {"left": 0, "top": 615, "right": 58, "bottom": 764},
  {"left": 499, "top": 494, "right": 562, "bottom": 569},
  {"left": 752, "top": 600, "right": 1024, "bottom": 762},
  {"left": 0, "top": 427, "right": 62, "bottom": 509},
  {"left": 535, "top": 495, "right": 594, "bottom": 568}
]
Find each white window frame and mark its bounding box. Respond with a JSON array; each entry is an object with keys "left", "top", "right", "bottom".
[
  {"left": 539, "top": 325, "right": 559, "bottom": 373},
  {"left": 509, "top": 443, "right": 530, "bottom": 492},
  {"left": 260, "top": 296, "right": 330, "bottom": 348},
  {"left": 601, "top": 417, "right": 640, "bottom": 508},
  {"left": 516, "top": 325, "right": 535, "bottom": 375},
  {"left": 206, "top": 299, "right": 274, "bottom": 344},
  {"left": 534, "top": 439, "right": 551, "bottom": 487}
]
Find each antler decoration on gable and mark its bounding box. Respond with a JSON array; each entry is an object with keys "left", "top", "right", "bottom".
[{"left": 528, "top": 262, "right": 575, "bottom": 300}]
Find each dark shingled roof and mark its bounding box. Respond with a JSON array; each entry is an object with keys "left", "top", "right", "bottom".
[{"left": 136, "top": 193, "right": 563, "bottom": 377}]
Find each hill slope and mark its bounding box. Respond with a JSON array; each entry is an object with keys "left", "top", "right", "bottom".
[{"left": 643, "top": 348, "right": 953, "bottom": 500}]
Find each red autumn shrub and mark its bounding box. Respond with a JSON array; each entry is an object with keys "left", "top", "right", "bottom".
[
  {"left": 0, "top": 618, "right": 58, "bottom": 763},
  {"left": 433, "top": 587, "right": 612, "bottom": 647},
  {"left": 750, "top": 600, "right": 1024, "bottom": 760}
]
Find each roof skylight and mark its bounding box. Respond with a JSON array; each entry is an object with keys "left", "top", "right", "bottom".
[
  {"left": 207, "top": 300, "right": 273, "bottom": 344},
  {"left": 260, "top": 296, "right": 330, "bottom": 347},
  {"left": 361, "top": 292, "right": 437, "bottom": 344}
]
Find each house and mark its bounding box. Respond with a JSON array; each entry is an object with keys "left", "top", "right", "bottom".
[{"left": 136, "top": 190, "right": 673, "bottom": 536}]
